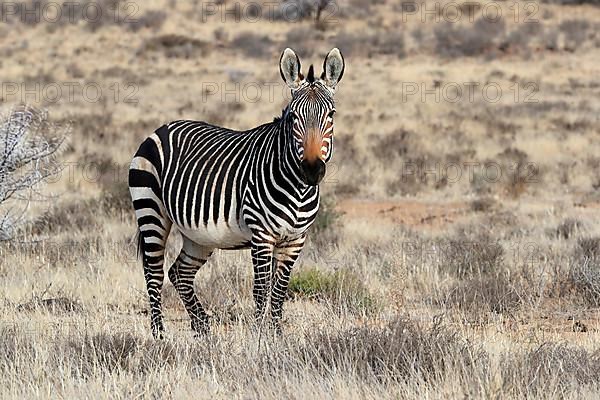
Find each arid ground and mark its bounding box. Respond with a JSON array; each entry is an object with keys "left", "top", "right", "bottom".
[{"left": 1, "top": 0, "right": 600, "bottom": 398}]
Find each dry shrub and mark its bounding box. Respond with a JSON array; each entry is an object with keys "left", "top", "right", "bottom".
[
  {"left": 99, "top": 66, "right": 149, "bottom": 85},
  {"left": 334, "top": 30, "right": 371, "bottom": 57},
  {"left": 17, "top": 296, "right": 82, "bottom": 313},
  {"left": 100, "top": 180, "right": 132, "bottom": 213},
  {"left": 471, "top": 147, "right": 537, "bottom": 198},
  {"left": 376, "top": 31, "right": 406, "bottom": 58},
  {"left": 370, "top": 129, "right": 430, "bottom": 196},
  {"left": 560, "top": 20, "right": 590, "bottom": 51},
  {"left": 543, "top": 0, "right": 600, "bottom": 3},
  {"left": 577, "top": 237, "right": 600, "bottom": 259},
  {"left": 501, "top": 343, "right": 600, "bottom": 398},
  {"left": 285, "top": 27, "right": 324, "bottom": 57},
  {"left": 272, "top": 0, "right": 317, "bottom": 21},
  {"left": 436, "top": 226, "right": 505, "bottom": 279},
  {"left": 501, "top": 23, "right": 543, "bottom": 54},
  {"left": 470, "top": 197, "right": 497, "bottom": 212},
  {"left": 124, "top": 10, "right": 167, "bottom": 32},
  {"left": 311, "top": 195, "right": 343, "bottom": 244},
  {"left": 202, "top": 102, "right": 245, "bottom": 127},
  {"left": 431, "top": 227, "right": 528, "bottom": 315},
  {"left": 298, "top": 317, "right": 489, "bottom": 385},
  {"left": 139, "top": 34, "right": 211, "bottom": 59},
  {"left": 334, "top": 30, "right": 405, "bottom": 58},
  {"left": 434, "top": 17, "right": 506, "bottom": 58},
  {"left": 31, "top": 183, "right": 131, "bottom": 235},
  {"left": 568, "top": 238, "right": 600, "bottom": 306},
  {"left": 31, "top": 199, "right": 101, "bottom": 235},
  {"left": 441, "top": 273, "right": 524, "bottom": 315},
  {"left": 194, "top": 261, "right": 253, "bottom": 324},
  {"left": 61, "top": 333, "right": 138, "bottom": 376},
  {"left": 551, "top": 218, "right": 584, "bottom": 240},
  {"left": 230, "top": 32, "right": 274, "bottom": 58},
  {"left": 0, "top": 325, "right": 37, "bottom": 369},
  {"left": 58, "top": 112, "right": 114, "bottom": 141},
  {"left": 334, "top": 182, "right": 360, "bottom": 197},
  {"left": 12, "top": 1, "right": 165, "bottom": 32}
]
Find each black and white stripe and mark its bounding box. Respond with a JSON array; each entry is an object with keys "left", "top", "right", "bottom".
[{"left": 129, "top": 48, "right": 345, "bottom": 337}]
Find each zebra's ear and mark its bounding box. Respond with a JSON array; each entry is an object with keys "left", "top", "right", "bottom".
[
  {"left": 279, "top": 48, "right": 303, "bottom": 89},
  {"left": 321, "top": 48, "right": 345, "bottom": 89}
]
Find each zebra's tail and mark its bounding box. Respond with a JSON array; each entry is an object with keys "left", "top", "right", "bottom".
[{"left": 135, "top": 229, "right": 145, "bottom": 262}]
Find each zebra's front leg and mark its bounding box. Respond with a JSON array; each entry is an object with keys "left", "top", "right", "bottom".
[
  {"left": 168, "top": 237, "right": 213, "bottom": 337},
  {"left": 250, "top": 238, "right": 275, "bottom": 326},
  {"left": 271, "top": 236, "right": 305, "bottom": 334}
]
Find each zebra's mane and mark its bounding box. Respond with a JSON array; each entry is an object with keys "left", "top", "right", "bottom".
[{"left": 272, "top": 107, "right": 289, "bottom": 123}]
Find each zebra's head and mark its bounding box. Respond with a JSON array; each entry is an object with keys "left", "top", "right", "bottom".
[{"left": 279, "top": 47, "right": 345, "bottom": 186}]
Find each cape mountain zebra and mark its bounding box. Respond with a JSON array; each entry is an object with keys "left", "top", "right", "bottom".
[{"left": 129, "top": 48, "right": 345, "bottom": 338}]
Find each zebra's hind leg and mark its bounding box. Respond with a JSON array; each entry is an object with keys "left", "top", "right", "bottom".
[
  {"left": 271, "top": 236, "right": 305, "bottom": 334},
  {"left": 168, "top": 236, "right": 213, "bottom": 336},
  {"left": 138, "top": 224, "right": 171, "bottom": 339}
]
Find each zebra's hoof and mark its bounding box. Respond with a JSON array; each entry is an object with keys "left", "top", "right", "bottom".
[
  {"left": 151, "top": 322, "right": 165, "bottom": 339},
  {"left": 191, "top": 320, "right": 210, "bottom": 337},
  {"left": 152, "top": 328, "right": 164, "bottom": 340}
]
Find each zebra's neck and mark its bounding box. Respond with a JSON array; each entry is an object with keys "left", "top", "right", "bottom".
[{"left": 272, "top": 110, "right": 317, "bottom": 196}]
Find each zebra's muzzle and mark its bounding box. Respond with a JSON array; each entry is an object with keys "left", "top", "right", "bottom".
[{"left": 300, "top": 159, "right": 326, "bottom": 186}]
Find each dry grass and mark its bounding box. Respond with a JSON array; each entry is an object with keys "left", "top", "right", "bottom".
[{"left": 1, "top": 0, "right": 600, "bottom": 398}]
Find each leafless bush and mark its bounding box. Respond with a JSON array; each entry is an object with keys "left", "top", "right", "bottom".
[
  {"left": 0, "top": 325, "right": 37, "bottom": 367},
  {"left": 333, "top": 30, "right": 371, "bottom": 57},
  {"left": 0, "top": 106, "right": 66, "bottom": 240},
  {"left": 7, "top": 1, "right": 166, "bottom": 32},
  {"left": 471, "top": 147, "right": 536, "bottom": 198},
  {"left": 334, "top": 30, "right": 405, "bottom": 58},
  {"left": 569, "top": 238, "right": 600, "bottom": 306},
  {"left": 194, "top": 260, "right": 253, "bottom": 324},
  {"left": 202, "top": 102, "right": 245, "bottom": 126},
  {"left": 17, "top": 291, "right": 82, "bottom": 313},
  {"left": 543, "top": 0, "right": 600, "bottom": 3},
  {"left": 31, "top": 181, "right": 130, "bottom": 235},
  {"left": 551, "top": 218, "right": 584, "bottom": 240},
  {"left": 272, "top": 0, "right": 316, "bottom": 21},
  {"left": 560, "top": 19, "right": 590, "bottom": 51},
  {"left": 440, "top": 237, "right": 505, "bottom": 279},
  {"left": 230, "top": 32, "right": 274, "bottom": 58},
  {"left": 502, "top": 23, "right": 542, "bottom": 54},
  {"left": 310, "top": 195, "right": 344, "bottom": 247},
  {"left": 139, "top": 34, "right": 211, "bottom": 59},
  {"left": 440, "top": 273, "right": 525, "bottom": 315},
  {"left": 124, "top": 10, "right": 167, "bottom": 32},
  {"left": 470, "top": 197, "right": 497, "bottom": 212},
  {"left": 501, "top": 343, "right": 600, "bottom": 397},
  {"left": 285, "top": 27, "right": 324, "bottom": 57},
  {"left": 272, "top": 0, "right": 337, "bottom": 23},
  {"left": 374, "top": 30, "right": 406, "bottom": 58},
  {"left": 371, "top": 128, "right": 421, "bottom": 165},
  {"left": 435, "top": 17, "right": 506, "bottom": 58},
  {"left": 61, "top": 333, "right": 138, "bottom": 376},
  {"left": 299, "top": 317, "right": 489, "bottom": 385},
  {"left": 31, "top": 200, "right": 96, "bottom": 235},
  {"left": 57, "top": 111, "right": 114, "bottom": 142}
]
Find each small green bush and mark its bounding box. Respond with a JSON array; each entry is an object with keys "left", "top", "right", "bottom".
[{"left": 288, "top": 267, "right": 377, "bottom": 315}]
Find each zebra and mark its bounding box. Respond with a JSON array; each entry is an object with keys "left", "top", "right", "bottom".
[{"left": 129, "top": 48, "right": 345, "bottom": 338}]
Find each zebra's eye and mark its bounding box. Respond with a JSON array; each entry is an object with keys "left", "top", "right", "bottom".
[{"left": 327, "top": 110, "right": 336, "bottom": 119}]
